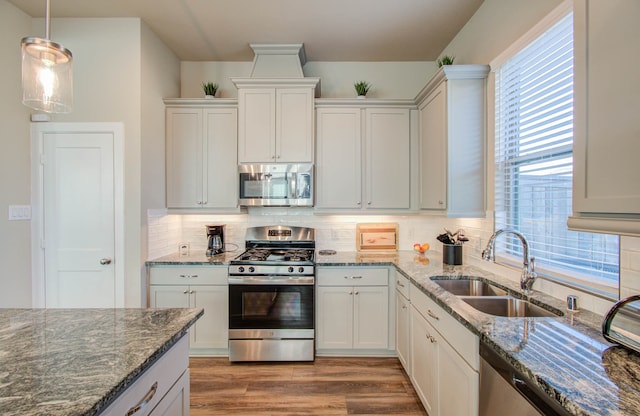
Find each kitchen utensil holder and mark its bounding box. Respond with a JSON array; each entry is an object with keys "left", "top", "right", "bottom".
[{"left": 443, "top": 244, "right": 463, "bottom": 265}]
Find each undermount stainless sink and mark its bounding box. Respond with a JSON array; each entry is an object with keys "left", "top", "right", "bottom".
[
  {"left": 461, "top": 296, "right": 562, "bottom": 318},
  {"left": 431, "top": 277, "right": 508, "bottom": 297}
]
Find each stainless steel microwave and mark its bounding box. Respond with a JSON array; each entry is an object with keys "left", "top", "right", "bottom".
[{"left": 238, "top": 163, "right": 314, "bottom": 207}]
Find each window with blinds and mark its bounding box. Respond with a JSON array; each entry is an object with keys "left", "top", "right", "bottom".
[{"left": 494, "top": 11, "right": 619, "bottom": 284}]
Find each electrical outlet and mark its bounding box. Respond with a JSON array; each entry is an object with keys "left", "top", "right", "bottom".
[
  {"left": 178, "top": 242, "right": 190, "bottom": 256},
  {"left": 8, "top": 205, "right": 31, "bottom": 221}
]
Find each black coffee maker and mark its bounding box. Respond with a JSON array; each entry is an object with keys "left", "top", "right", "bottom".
[{"left": 206, "top": 225, "right": 225, "bottom": 256}]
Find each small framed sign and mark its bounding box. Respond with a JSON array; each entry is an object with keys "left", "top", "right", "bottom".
[{"left": 356, "top": 223, "right": 398, "bottom": 251}]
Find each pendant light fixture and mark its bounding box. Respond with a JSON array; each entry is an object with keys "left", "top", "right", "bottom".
[{"left": 21, "top": 0, "right": 73, "bottom": 113}]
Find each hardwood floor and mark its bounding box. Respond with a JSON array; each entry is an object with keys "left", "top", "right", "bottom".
[{"left": 190, "top": 357, "right": 428, "bottom": 416}]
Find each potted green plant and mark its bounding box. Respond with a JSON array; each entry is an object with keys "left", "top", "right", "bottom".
[
  {"left": 354, "top": 81, "right": 371, "bottom": 98},
  {"left": 437, "top": 55, "right": 455, "bottom": 67},
  {"left": 202, "top": 82, "right": 219, "bottom": 98}
]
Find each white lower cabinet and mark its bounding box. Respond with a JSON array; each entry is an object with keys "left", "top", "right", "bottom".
[
  {"left": 410, "top": 282, "right": 479, "bottom": 416},
  {"left": 101, "top": 336, "right": 190, "bottom": 416},
  {"left": 149, "top": 266, "right": 228, "bottom": 356},
  {"left": 316, "top": 267, "right": 392, "bottom": 354},
  {"left": 395, "top": 272, "right": 411, "bottom": 374}
]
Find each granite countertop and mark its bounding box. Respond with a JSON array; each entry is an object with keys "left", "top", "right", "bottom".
[
  {"left": 146, "top": 250, "right": 239, "bottom": 266},
  {"left": 146, "top": 250, "right": 640, "bottom": 415},
  {"left": 0, "top": 308, "right": 203, "bottom": 416}
]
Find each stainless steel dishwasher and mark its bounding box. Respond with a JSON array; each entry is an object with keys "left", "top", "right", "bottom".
[{"left": 479, "top": 342, "right": 571, "bottom": 416}]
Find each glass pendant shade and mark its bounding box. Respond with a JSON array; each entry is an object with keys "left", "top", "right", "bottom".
[{"left": 21, "top": 36, "right": 73, "bottom": 113}]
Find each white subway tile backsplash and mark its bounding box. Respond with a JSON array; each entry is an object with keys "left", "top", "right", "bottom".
[{"left": 146, "top": 209, "right": 640, "bottom": 316}]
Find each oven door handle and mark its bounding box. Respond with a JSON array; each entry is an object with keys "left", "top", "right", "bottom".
[{"left": 228, "top": 277, "right": 315, "bottom": 285}]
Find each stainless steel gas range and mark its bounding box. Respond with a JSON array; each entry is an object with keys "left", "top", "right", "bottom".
[{"left": 228, "top": 225, "right": 315, "bottom": 362}]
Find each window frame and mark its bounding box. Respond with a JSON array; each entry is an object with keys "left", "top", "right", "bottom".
[{"left": 489, "top": 0, "right": 619, "bottom": 300}]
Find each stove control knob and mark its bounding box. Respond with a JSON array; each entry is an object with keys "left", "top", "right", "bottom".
[
  {"left": 298, "top": 266, "right": 305, "bottom": 273},
  {"left": 238, "top": 266, "right": 245, "bottom": 273},
  {"left": 288, "top": 266, "right": 294, "bottom": 273},
  {"left": 248, "top": 266, "right": 255, "bottom": 273}
]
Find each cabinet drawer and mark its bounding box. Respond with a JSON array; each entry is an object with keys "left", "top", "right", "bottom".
[
  {"left": 101, "top": 336, "right": 189, "bottom": 416},
  {"left": 317, "top": 267, "right": 389, "bottom": 286},
  {"left": 150, "top": 266, "right": 227, "bottom": 285},
  {"left": 411, "top": 283, "right": 478, "bottom": 370},
  {"left": 395, "top": 271, "right": 410, "bottom": 299}
]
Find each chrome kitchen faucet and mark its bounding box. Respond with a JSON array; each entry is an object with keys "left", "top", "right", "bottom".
[{"left": 482, "top": 229, "right": 537, "bottom": 294}]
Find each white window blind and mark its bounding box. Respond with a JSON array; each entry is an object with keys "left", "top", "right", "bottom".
[{"left": 494, "top": 12, "right": 619, "bottom": 283}]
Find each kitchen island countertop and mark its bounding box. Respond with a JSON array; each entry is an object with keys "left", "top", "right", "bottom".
[
  {"left": 146, "top": 250, "right": 640, "bottom": 415},
  {"left": 0, "top": 307, "right": 203, "bottom": 416}
]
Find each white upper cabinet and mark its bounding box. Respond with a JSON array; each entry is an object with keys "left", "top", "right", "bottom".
[
  {"left": 415, "top": 65, "right": 489, "bottom": 217},
  {"left": 233, "top": 79, "right": 319, "bottom": 163},
  {"left": 165, "top": 100, "right": 238, "bottom": 210},
  {"left": 315, "top": 101, "right": 416, "bottom": 212},
  {"left": 316, "top": 107, "right": 362, "bottom": 209},
  {"left": 569, "top": 0, "right": 640, "bottom": 235}
]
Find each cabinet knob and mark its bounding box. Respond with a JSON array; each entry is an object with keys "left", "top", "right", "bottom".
[
  {"left": 438, "top": 200, "right": 444, "bottom": 205},
  {"left": 100, "top": 258, "right": 112, "bottom": 265},
  {"left": 357, "top": 201, "right": 361, "bottom": 205},
  {"left": 367, "top": 201, "right": 372, "bottom": 205},
  {"left": 354, "top": 291, "right": 359, "bottom": 295},
  {"left": 183, "top": 290, "right": 189, "bottom": 294},
  {"left": 397, "top": 280, "right": 405, "bottom": 287}
]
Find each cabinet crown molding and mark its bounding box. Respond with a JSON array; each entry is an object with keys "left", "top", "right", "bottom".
[
  {"left": 414, "top": 64, "right": 489, "bottom": 105},
  {"left": 231, "top": 77, "right": 321, "bottom": 97},
  {"left": 163, "top": 98, "right": 238, "bottom": 107}
]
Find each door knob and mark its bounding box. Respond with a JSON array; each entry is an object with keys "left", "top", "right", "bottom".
[{"left": 100, "top": 258, "right": 112, "bottom": 265}]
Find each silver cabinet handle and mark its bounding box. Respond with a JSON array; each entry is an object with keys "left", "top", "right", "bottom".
[
  {"left": 396, "top": 280, "right": 405, "bottom": 287},
  {"left": 354, "top": 291, "right": 359, "bottom": 295},
  {"left": 190, "top": 290, "right": 195, "bottom": 294},
  {"left": 179, "top": 274, "right": 198, "bottom": 279},
  {"left": 126, "top": 381, "right": 158, "bottom": 416},
  {"left": 183, "top": 290, "right": 189, "bottom": 294},
  {"left": 100, "top": 258, "right": 112, "bottom": 265},
  {"left": 427, "top": 309, "right": 440, "bottom": 320},
  {"left": 343, "top": 275, "right": 363, "bottom": 279}
]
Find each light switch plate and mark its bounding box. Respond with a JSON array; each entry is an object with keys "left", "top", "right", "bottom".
[{"left": 8, "top": 205, "right": 31, "bottom": 220}]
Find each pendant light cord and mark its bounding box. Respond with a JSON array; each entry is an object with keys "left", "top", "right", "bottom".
[{"left": 45, "top": 0, "right": 51, "bottom": 39}]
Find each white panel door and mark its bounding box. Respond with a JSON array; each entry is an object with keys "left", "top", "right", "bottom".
[
  {"left": 31, "top": 122, "right": 124, "bottom": 308},
  {"left": 42, "top": 130, "right": 118, "bottom": 308}
]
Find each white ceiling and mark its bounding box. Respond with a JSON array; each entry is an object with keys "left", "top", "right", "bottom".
[{"left": 9, "top": 0, "right": 484, "bottom": 62}]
